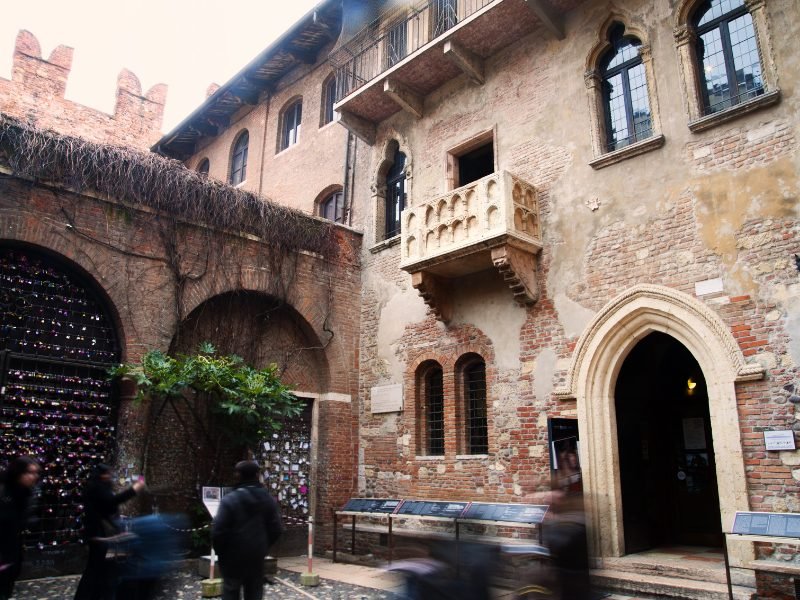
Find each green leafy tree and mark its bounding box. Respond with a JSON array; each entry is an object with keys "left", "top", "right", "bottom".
[{"left": 110, "top": 342, "right": 303, "bottom": 451}]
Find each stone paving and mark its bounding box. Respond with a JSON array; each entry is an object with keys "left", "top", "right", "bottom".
[{"left": 13, "top": 568, "right": 402, "bottom": 599}]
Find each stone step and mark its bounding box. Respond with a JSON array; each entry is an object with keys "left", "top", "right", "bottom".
[
  {"left": 592, "top": 568, "right": 754, "bottom": 600},
  {"left": 600, "top": 555, "right": 727, "bottom": 584}
]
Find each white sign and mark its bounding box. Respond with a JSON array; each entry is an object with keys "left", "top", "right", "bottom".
[
  {"left": 695, "top": 277, "right": 723, "bottom": 297},
  {"left": 371, "top": 383, "right": 403, "bottom": 414},
  {"left": 764, "top": 430, "right": 796, "bottom": 451},
  {"left": 202, "top": 487, "right": 222, "bottom": 518}
]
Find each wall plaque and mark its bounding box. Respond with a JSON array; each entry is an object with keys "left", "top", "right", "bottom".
[
  {"left": 371, "top": 383, "right": 403, "bottom": 414},
  {"left": 396, "top": 500, "right": 468, "bottom": 518},
  {"left": 763, "top": 430, "right": 796, "bottom": 451}
]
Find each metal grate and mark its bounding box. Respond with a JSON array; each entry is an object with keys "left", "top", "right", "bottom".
[
  {"left": 464, "top": 361, "right": 488, "bottom": 454},
  {"left": 0, "top": 246, "right": 120, "bottom": 550},
  {"left": 426, "top": 368, "right": 445, "bottom": 455}
]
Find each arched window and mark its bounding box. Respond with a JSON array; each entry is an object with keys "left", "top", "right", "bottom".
[
  {"left": 425, "top": 366, "right": 445, "bottom": 456},
  {"left": 462, "top": 358, "right": 488, "bottom": 455},
  {"left": 322, "top": 76, "right": 337, "bottom": 126},
  {"left": 693, "top": 0, "right": 763, "bottom": 115},
  {"left": 385, "top": 149, "right": 406, "bottom": 239},
  {"left": 197, "top": 158, "right": 209, "bottom": 177},
  {"left": 281, "top": 100, "right": 302, "bottom": 150},
  {"left": 321, "top": 191, "right": 345, "bottom": 224},
  {"left": 230, "top": 131, "right": 248, "bottom": 185},
  {"left": 600, "top": 24, "right": 652, "bottom": 152}
]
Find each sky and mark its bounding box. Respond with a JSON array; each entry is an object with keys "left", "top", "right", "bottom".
[{"left": 0, "top": 0, "right": 320, "bottom": 133}]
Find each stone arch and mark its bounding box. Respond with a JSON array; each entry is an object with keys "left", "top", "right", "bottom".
[
  {"left": 585, "top": 9, "right": 650, "bottom": 73},
  {"left": 555, "top": 284, "right": 764, "bottom": 565}
]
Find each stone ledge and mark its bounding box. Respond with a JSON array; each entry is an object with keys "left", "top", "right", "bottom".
[
  {"left": 589, "top": 134, "right": 666, "bottom": 170},
  {"left": 688, "top": 89, "right": 781, "bottom": 133}
]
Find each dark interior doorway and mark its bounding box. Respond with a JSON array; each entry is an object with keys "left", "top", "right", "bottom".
[
  {"left": 458, "top": 141, "right": 494, "bottom": 187},
  {"left": 615, "top": 332, "right": 722, "bottom": 553}
]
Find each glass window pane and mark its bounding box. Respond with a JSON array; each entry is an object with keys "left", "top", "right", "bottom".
[
  {"left": 697, "top": 0, "right": 744, "bottom": 27},
  {"left": 628, "top": 64, "right": 652, "bottom": 139},
  {"left": 427, "top": 368, "right": 444, "bottom": 456},
  {"left": 465, "top": 362, "right": 487, "bottom": 455},
  {"left": 698, "top": 28, "right": 731, "bottom": 112},
  {"left": 604, "top": 73, "right": 630, "bottom": 149},
  {"left": 728, "top": 13, "right": 763, "bottom": 98}
]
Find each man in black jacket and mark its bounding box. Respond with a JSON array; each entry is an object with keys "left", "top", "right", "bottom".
[{"left": 212, "top": 461, "right": 283, "bottom": 600}]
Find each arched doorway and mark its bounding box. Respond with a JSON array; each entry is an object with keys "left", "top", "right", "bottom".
[
  {"left": 555, "top": 284, "right": 763, "bottom": 566},
  {"left": 616, "top": 332, "right": 721, "bottom": 553}
]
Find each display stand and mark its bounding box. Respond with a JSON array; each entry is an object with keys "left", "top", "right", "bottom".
[
  {"left": 333, "top": 498, "right": 548, "bottom": 566},
  {"left": 724, "top": 511, "right": 800, "bottom": 600}
]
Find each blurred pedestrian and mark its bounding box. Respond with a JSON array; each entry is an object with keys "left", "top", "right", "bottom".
[
  {"left": 116, "top": 513, "right": 188, "bottom": 600},
  {"left": 0, "top": 456, "right": 41, "bottom": 600},
  {"left": 212, "top": 460, "right": 282, "bottom": 600},
  {"left": 73, "top": 465, "right": 145, "bottom": 600}
]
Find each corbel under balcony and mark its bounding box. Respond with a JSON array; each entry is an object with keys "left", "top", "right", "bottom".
[{"left": 400, "top": 170, "right": 542, "bottom": 322}]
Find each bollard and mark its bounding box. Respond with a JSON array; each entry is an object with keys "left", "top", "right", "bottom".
[
  {"left": 201, "top": 547, "right": 223, "bottom": 597},
  {"left": 299, "top": 516, "right": 320, "bottom": 586}
]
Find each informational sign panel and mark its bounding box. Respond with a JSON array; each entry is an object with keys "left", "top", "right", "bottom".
[
  {"left": 202, "top": 487, "right": 222, "bottom": 519},
  {"left": 764, "top": 430, "right": 796, "bottom": 451},
  {"left": 732, "top": 512, "right": 800, "bottom": 538},
  {"left": 461, "top": 502, "right": 548, "bottom": 524},
  {"left": 396, "top": 500, "right": 468, "bottom": 518},
  {"left": 341, "top": 498, "right": 402, "bottom": 514},
  {"left": 371, "top": 384, "right": 403, "bottom": 414}
]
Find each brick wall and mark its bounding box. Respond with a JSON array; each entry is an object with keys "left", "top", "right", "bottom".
[{"left": 0, "top": 30, "right": 165, "bottom": 149}]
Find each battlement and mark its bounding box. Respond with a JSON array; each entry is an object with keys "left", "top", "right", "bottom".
[{"left": 0, "top": 30, "right": 167, "bottom": 150}]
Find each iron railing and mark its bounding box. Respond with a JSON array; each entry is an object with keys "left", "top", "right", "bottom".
[{"left": 334, "top": 0, "right": 495, "bottom": 102}]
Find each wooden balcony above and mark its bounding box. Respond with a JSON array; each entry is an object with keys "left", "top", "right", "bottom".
[
  {"left": 331, "top": 0, "right": 566, "bottom": 144},
  {"left": 400, "top": 171, "right": 542, "bottom": 322}
]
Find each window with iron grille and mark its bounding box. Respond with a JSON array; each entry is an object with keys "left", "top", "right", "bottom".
[
  {"left": 432, "top": 0, "right": 458, "bottom": 37},
  {"left": 464, "top": 360, "right": 488, "bottom": 454},
  {"left": 230, "top": 131, "right": 248, "bottom": 185},
  {"left": 385, "top": 149, "right": 406, "bottom": 239},
  {"left": 281, "top": 100, "right": 303, "bottom": 151},
  {"left": 693, "top": 0, "right": 764, "bottom": 115},
  {"left": 322, "top": 76, "right": 337, "bottom": 126},
  {"left": 426, "top": 367, "right": 445, "bottom": 455},
  {"left": 600, "top": 24, "right": 652, "bottom": 152},
  {"left": 322, "top": 191, "right": 345, "bottom": 224}
]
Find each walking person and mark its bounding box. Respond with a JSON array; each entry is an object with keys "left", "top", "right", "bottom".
[
  {"left": 212, "top": 460, "right": 283, "bottom": 600},
  {"left": 73, "top": 465, "right": 145, "bottom": 600},
  {"left": 0, "top": 456, "right": 41, "bottom": 600}
]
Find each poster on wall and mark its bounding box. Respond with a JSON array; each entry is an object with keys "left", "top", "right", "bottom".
[{"left": 547, "top": 418, "right": 580, "bottom": 470}]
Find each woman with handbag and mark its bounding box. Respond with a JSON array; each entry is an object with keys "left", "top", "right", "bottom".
[{"left": 73, "top": 464, "right": 145, "bottom": 600}]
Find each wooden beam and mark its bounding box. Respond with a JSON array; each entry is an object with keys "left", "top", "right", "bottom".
[
  {"left": 288, "top": 48, "right": 317, "bottom": 65},
  {"left": 443, "top": 40, "right": 485, "bottom": 85},
  {"left": 189, "top": 120, "right": 218, "bottom": 137},
  {"left": 383, "top": 79, "right": 423, "bottom": 119},
  {"left": 338, "top": 110, "right": 376, "bottom": 146},
  {"left": 521, "top": 0, "right": 565, "bottom": 40}
]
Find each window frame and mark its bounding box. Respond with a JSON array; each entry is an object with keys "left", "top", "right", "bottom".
[
  {"left": 585, "top": 16, "right": 664, "bottom": 169},
  {"left": 461, "top": 358, "right": 488, "bottom": 456},
  {"left": 321, "top": 190, "right": 345, "bottom": 224},
  {"left": 196, "top": 158, "right": 210, "bottom": 178},
  {"left": 321, "top": 76, "right": 338, "bottom": 127},
  {"left": 229, "top": 131, "right": 249, "bottom": 186},
  {"left": 674, "top": 0, "right": 779, "bottom": 132},
  {"left": 384, "top": 149, "right": 406, "bottom": 240},
  {"left": 280, "top": 99, "right": 303, "bottom": 151}
]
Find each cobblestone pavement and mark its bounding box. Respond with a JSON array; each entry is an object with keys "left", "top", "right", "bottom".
[{"left": 13, "top": 568, "right": 402, "bottom": 599}]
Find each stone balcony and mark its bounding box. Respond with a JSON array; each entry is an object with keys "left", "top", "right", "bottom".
[{"left": 400, "top": 170, "right": 542, "bottom": 322}]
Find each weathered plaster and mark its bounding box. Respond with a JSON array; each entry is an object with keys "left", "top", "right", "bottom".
[
  {"left": 554, "top": 292, "right": 596, "bottom": 338},
  {"left": 450, "top": 270, "right": 526, "bottom": 371},
  {"left": 376, "top": 282, "right": 430, "bottom": 382},
  {"left": 534, "top": 346, "right": 559, "bottom": 402}
]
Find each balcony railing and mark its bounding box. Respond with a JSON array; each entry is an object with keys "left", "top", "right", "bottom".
[
  {"left": 401, "top": 170, "right": 541, "bottom": 268},
  {"left": 333, "top": 0, "right": 494, "bottom": 102}
]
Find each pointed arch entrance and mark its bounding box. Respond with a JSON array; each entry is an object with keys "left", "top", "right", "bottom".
[{"left": 555, "top": 285, "right": 764, "bottom": 566}]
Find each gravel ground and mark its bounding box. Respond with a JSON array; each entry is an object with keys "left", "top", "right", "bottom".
[{"left": 13, "top": 568, "right": 402, "bottom": 599}]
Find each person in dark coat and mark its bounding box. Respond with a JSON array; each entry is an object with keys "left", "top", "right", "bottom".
[
  {"left": 0, "top": 456, "right": 41, "bottom": 600},
  {"left": 73, "top": 464, "right": 145, "bottom": 600},
  {"left": 212, "top": 460, "right": 283, "bottom": 600}
]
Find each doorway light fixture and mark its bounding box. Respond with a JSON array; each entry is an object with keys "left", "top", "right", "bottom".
[{"left": 687, "top": 377, "right": 697, "bottom": 395}]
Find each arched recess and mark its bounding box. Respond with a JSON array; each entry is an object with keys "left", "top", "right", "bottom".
[
  {"left": 554, "top": 284, "right": 764, "bottom": 567},
  {"left": 0, "top": 242, "right": 124, "bottom": 557},
  {"left": 371, "top": 134, "right": 413, "bottom": 244},
  {"left": 145, "top": 291, "right": 329, "bottom": 513}
]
